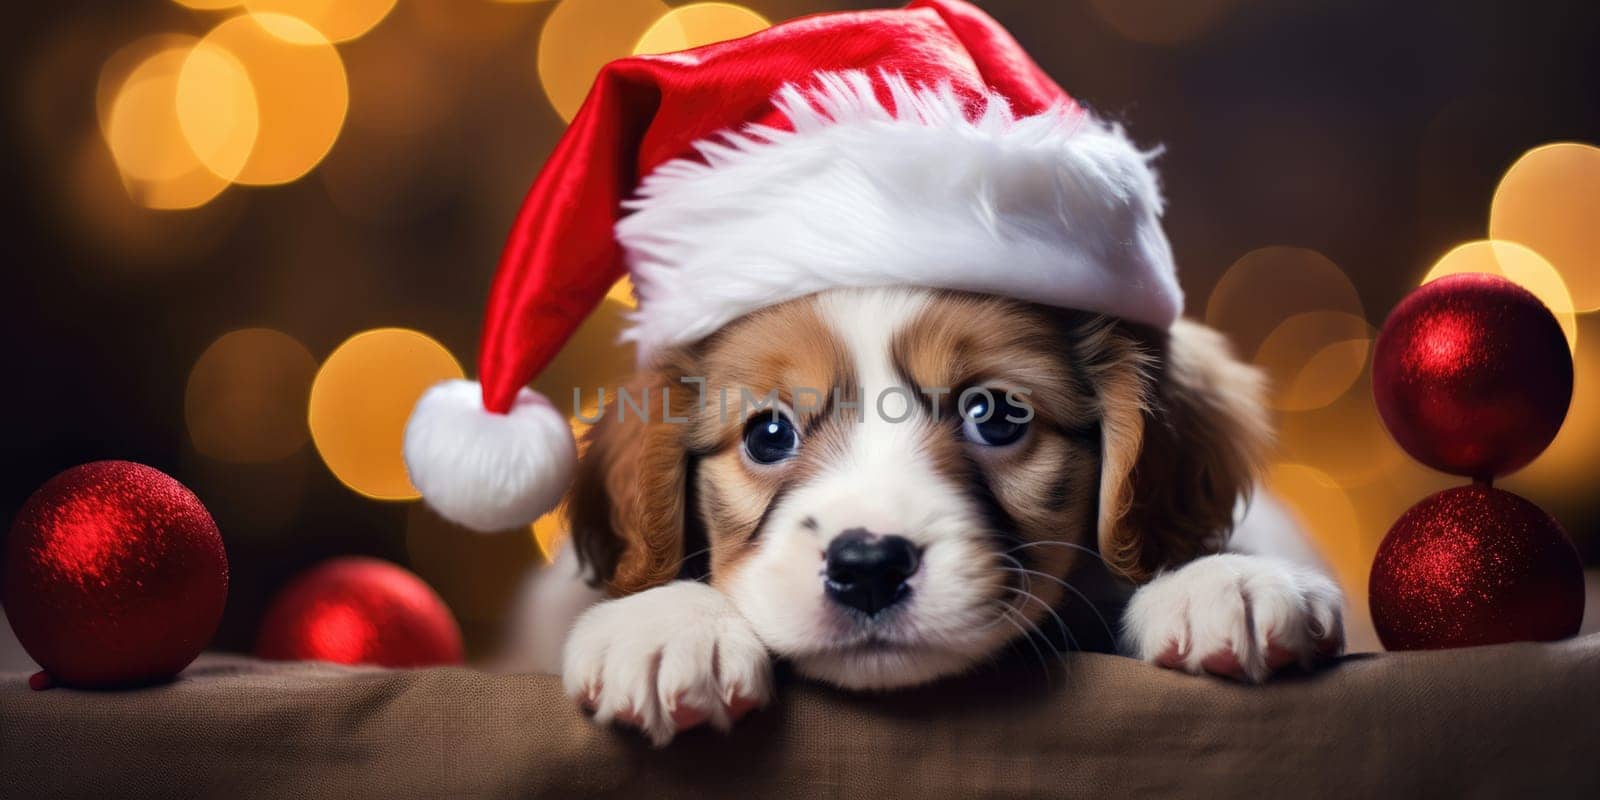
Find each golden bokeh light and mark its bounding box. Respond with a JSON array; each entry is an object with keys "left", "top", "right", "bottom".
[
  {"left": 309, "top": 328, "right": 464, "bottom": 500},
  {"left": 538, "top": 0, "right": 670, "bottom": 121},
  {"left": 1253, "top": 311, "right": 1373, "bottom": 412},
  {"left": 104, "top": 45, "right": 233, "bottom": 209},
  {"left": 1206, "top": 246, "right": 1366, "bottom": 357},
  {"left": 190, "top": 13, "right": 348, "bottom": 185},
  {"left": 1421, "top": 240, "right": 1578, "bottom": 353},
  {"left": 107, "top": 51, "right": 200, "bottom": 181},
  {"left": 1489, "top": 142, "right": 1600, "bottom": 312},
  {"left": 1087, "top": 0, "right": 1240, "bottom": 45},
  {"left": 245, "top": 0, "right": 398, "bottom": 43},
  {"left": 96, "top": 34, "right": 197, "bottom": 141},
  {"left": 175, "top": 41, "right": 260, "bottom": 182},
  {"left": 633, "top": 3, "right": 771, "bottom": 56},
  {"left": 1276, "top": 358, "right": 1406, "bottom": 488},
  {"left": 1207, "top": 246, "right": 1369, "bottom": 412},
  {"left": 406, "top": 504, "right": 543, "bottom": 624},
  {"left": 187, "top": 328, "right": 318, "bottom": 463}
]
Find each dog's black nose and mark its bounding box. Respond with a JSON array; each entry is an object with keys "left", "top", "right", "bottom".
[{"left": 824, "top": 530, "right": 920, "bottom": 615}]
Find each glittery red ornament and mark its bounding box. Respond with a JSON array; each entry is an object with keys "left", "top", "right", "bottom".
[
  {"left": 1369, "top": 485, "right": 1583, "bottom": 651},
  {"left": 1372, "top": 273, "right": 1572, "bottom": 479},
  {"left": 3, "top": 461, "right": 228, "bottom": 688},
  {"left": 255, "top": 557, "right": 463, "bottom": 667}
]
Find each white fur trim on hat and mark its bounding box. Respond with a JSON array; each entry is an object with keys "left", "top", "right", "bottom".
[
  {"left": 616, "top": 70, "right": 1180, "bottom": 362},
  {"left": 403, "top": 379, "right": 576, "bottom": 532}
]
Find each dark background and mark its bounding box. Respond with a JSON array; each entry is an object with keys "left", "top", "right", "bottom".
[{"left": 3, "top": 0, "right": 1597, "bottom": 659}]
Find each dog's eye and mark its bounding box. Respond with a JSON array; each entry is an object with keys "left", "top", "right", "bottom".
[
  {"left": 960, "top": 389, "right": 1029, "bottom": 447},
  {"left": 743, "top": 414, "right": 800, "bottom": 464}
]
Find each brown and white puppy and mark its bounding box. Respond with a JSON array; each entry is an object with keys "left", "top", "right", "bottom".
[{"left": 538, "top": 286, "right": 1343, "bottom": 745}]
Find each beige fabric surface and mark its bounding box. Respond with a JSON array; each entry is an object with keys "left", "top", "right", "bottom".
[{"left": 3, "top": 636, "right": 1598, "bottom": 799}]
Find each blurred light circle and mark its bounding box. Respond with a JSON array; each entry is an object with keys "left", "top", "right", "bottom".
[
  {"left": 1276, "top": 358, "right": 1405, "bottom": 488},
  {"left": 1088, "top": 0, "right": 1239, "bottom": 45},
  {"left": 1265, "top": 463, "right": 1365, "bottom": 595},
  {"left": 1489, "top": 142, "right": 1600, "bottom": 313},
  {"left": 193, "top": 13, "right": 348, "bottom": 185},
  {"left": 1253, "top": 311, "right": 1373, "bottom": 412},
  {"left": 633, "top": 3, "right": 771, "bottom": 55},
  {"left": 309, "top": 328, "right": 463, "bottom": 500},
  {"left": 245, "top": 0, "right": 398, "bottom": 43},
  {"left": 406, "top": 504, "right": 542, "bottom": 624},
  {"left": 104, "top": 46, "right": 232, "bottom": 209},
  {"left": 187, "top": 328, "right": 318, "bottom": 462},
  {"left": 97, "top": 34, "right": 198, "bottom": 142},
  {"left": 1207, "top": 246, "right": 1365, "bottom": 355},
  {"left": 1207, "top": 246, "right": 1367, "bottom": 409},
  {"left": 175, "top": 41, "right": 260, "bottom": 183},
  {"left": 1421, "top": 240, "right": 1578, "bottom": 353},
  {"left": 538, "top": 0, "right": 670, "bottom": 122}
]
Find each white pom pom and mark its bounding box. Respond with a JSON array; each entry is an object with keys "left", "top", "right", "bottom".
[{"left": 403, "top": 379, "right": 576, "bottom": 532}]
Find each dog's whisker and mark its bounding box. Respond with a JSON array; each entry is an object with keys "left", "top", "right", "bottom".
[
  {"left": 997, "top": 552, "right": 1035, "bottom": 595},
  {"left": 994, "top": 604, "right": 1053, "bottom": 680},
  {"left": 1052, "top": 577, "right": 1118, "bottom": 647},
  {"left": 665, "top": 545, "right": 716, "bottom": 580},
  {"left": 1006, "top": 602, "right": 1068, "bottom": 676},
  {"left": 999, "top": 578, "right": 1080, "bottom": 654},
  {"left": 996, "top": 554, "right": 1086, "bottom": 657},
  {"left": 1007, "top": 540, "right": 1137, "bottom": 582},
  {"left": 1001, "top": 564, "right": 1117, "bottom": 645}
]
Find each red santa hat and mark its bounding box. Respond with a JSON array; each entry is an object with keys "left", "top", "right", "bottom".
[{"left": 404, "top": 0, "right": 1180, "bottom": 532}]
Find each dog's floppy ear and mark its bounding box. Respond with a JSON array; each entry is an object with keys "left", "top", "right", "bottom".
[
  {"left": 1089, "top": 319, "right": 1271, "bottom": 582},
  {"left": 566, "top": 350, "right": 698, "bottom": 595}
]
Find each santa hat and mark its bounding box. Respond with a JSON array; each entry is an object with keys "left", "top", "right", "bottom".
[{"left": 404, "top": 0, "right": 1180, "bottom": 532}]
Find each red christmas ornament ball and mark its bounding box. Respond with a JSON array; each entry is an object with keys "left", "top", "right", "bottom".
[
  {"left": 3, "top": 461, "right": 228, "bottom": 688},
  {"left": 255, "top": 557, "right": 463, "bottom": 667},
  {"left": 1372, "top": 273, "right": 1572, "bottom": 478},
  {"left": 1369, "top": 485, "right": 1583, "bottom": 651}
]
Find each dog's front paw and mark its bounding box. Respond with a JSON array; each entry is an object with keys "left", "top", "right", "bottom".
[
  {"left": 1123, "top": 554, "right": 1344, "bottom": 683},
  {"left": 562, "top": 581, "right": 772, "bottom": 746}
]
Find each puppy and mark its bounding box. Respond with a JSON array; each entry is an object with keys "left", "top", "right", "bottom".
[{"left": 537, "top": 286, "right": 1343, "bottom": 745}]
